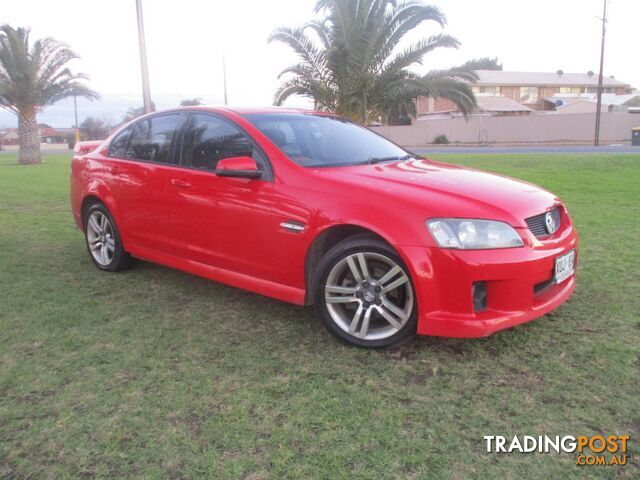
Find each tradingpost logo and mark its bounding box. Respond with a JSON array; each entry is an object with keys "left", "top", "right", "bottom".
[{"left": 484, "top": 435, "right": 630, "bottom": 466}]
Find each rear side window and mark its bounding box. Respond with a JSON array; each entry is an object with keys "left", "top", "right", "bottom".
[
  {"left": 109, "top": 128, "right": 131, "bottom": 158},
  {"left": 180, "top": 114, "right": 259, "bottom": 171},
  {"left": 124, "top": 114, "right": 181, "bottom": 163}
]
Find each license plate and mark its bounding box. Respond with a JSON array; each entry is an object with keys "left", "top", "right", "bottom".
[{"left": 554, "top": 250, "right": 575, "bottom": 284}]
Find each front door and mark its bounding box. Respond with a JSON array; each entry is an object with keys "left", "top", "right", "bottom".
[{"left": 166, "top": 113, "right": 283, "bottom": 281}]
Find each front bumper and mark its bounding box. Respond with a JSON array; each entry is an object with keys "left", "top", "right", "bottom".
[{"left": 399, "top": 224, "right": 578, "bottom": 338}]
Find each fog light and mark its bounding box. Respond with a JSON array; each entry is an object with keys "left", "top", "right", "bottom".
[{"left": 472, "top": 282, "right": 487, "bottom": 312}]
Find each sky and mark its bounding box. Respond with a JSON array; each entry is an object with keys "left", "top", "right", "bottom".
[{"left": 1, "top": 0, "right": 637, "bottom": 128}]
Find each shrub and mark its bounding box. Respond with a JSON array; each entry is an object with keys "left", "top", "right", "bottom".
[{"left": 433, "top": 134, "right": 449, "bottom": 144}]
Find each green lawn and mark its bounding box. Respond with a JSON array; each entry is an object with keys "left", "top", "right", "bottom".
[{"left": 1, "top": 153, "right": 638, "bottom": 479}]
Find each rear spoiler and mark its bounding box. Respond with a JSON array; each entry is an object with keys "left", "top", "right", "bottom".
[{"left": 73, "top": 140, "right": 103, "bottom": 155}]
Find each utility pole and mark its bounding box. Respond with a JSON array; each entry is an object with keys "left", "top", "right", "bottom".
[
  {"left": 222, "top": 54, "right": 228, "bottom": 105},
  {"left": 135, "top": 0, "right": 153, "bottom": 113},
  {"left": 594, "top": 0, "right": 608, "bottom": 147},
  {"left": 74, "top": 95, "right": 80, "bottom": 144}
]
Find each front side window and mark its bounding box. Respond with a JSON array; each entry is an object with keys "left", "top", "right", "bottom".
[
  {"left": 243, "top": 113, "right": 409, "bottom": 167},
  {"left": 180, "top": 114, "right": 259, "bottom": 171},
  {"left": 124, "top": 114, "right": 180, "bottom": 163}
]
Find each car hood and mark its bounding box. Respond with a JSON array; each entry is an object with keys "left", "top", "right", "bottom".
[{"left": 315, "top": 158, "right": 558, "bottom": 227}]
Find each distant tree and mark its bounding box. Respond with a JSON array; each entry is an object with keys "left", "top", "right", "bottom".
[
  {"left": 122, "top": 102, "right": 156, "bottom": 123},
  {"left": 0, "top": 25, "right": 99, "bottom": 164},
  {"left": 270, "top": 0, "right": 478, "bottom": 124},
  {"left": 180, "top": 98, "right": 202, "bottom": 106},
  {"left": 458, "top": 57, "right": 503, "bottom": 71},
  {"left": 79, "top": 116, "right": 108, "bottom": 140}
]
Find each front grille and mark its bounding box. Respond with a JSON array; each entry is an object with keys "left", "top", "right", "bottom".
[{"left": 525, "top": 207, "right": 561, "bottom": 238}]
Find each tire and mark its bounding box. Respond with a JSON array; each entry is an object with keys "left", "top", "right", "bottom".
[
  {"left": 313, "top": 234, "right": 417, "bottom": 348},
  {"left": 83, "top": 202, "right": 132, "bottom": 272}
]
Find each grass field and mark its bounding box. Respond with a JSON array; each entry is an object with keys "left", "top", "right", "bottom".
[{"left": 1, "top": 153, "right": 638, "bottom": 479}]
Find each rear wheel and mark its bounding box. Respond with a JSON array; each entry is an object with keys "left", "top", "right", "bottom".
[
  {"left": 83, "top": 203, "right": 132, "bottom": 271},
  {"left": 313, "top": 235, "right": 417, "bottom": 347}
]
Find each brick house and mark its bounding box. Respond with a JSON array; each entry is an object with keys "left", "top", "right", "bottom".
[{"left": 416, "top": 70, "right": 634, "bottom": 119}]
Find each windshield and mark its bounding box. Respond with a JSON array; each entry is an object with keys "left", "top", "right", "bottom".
[{"left": 242, "top": 113, "right": 410, "bottom": 167}]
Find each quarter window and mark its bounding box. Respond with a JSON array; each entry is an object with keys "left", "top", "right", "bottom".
[
  {"left": 124, "top": 114, "right": 181, "bottom": 163},
  {"left": 109, "top": 127, "right": 131, "bottom": 158},
  {"left": 180, "top": 114, "right": 259, "bottom": 171}
]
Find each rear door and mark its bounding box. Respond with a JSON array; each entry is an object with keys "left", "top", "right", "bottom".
[
  {"left": 105, "top": 113, "right": 184, "bottom": 254},
  {"left": 165, "top": 112, "right": 282, "bottom": 280}
]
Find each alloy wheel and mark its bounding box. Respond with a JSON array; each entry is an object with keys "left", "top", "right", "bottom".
[
  {"left": 86, "top": 211, "right": 116, "bottom": 266},
  {"left": 324, "top": 252, "right": 414, "bottom": 341}
]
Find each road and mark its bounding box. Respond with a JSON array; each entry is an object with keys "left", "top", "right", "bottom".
[{"left": 411, "top": 145, "right": 640, "bottom": 155}]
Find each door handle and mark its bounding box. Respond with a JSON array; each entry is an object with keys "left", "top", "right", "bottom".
[
  {"left": 106, "top": 165, "right": 123, "bottom": 174},
  {"left": 171, "top": 178, "right": 192, "bottom": 188}
]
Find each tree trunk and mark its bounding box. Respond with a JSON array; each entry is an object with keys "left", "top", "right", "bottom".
[
  {"left": 18, "top": 112, "right": 41, "bottom": 165},
  {"left": 362, "top": 91, "right": 368, "bottom": 125}
]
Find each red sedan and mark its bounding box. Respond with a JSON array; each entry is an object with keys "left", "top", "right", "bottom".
[{"left": 70, "top": 107, "right": 578, "bottom": 347}]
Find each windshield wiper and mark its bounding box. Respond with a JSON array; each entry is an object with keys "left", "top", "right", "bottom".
[{"left": 366, "top": 154, "right": 413, "bottom": 164}]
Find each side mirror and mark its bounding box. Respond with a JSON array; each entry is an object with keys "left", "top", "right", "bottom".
[{"left": 215, "top": 156, "right": 262, "bottom": 179}]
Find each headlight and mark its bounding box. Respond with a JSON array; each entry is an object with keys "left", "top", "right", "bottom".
[{"left": 426, "top": 219, "right": 523, "bottom": 249}]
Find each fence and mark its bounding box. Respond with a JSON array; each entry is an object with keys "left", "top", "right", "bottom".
[{"left": 371, "top": 112, "right": 640, "bottom": 147}]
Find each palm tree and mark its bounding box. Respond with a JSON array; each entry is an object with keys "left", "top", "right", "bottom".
[
  {"left": 269, "top": 0, "right": 479, "bottom": 124},
  {"left": 180, "top": 98, "right": 203, "bottom": 106},
  {"left": 0, "top": 25, "right": 99, "bottom": 164},
  {"left": 122, "top": 102, "right": 156, "bottom": 123}
]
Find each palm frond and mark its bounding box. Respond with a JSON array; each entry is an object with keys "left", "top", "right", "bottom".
[
  {"left": 271, "top": 0, "right": 478, "bottom": 123},
  {"left": 0, "top": 24, "right": 99, "bottom": 116},
  {"left": 382, "top": 34, "right": 459, "bottom": 73}
]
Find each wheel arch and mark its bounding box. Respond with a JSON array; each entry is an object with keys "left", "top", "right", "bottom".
[
  {"left": 304, "top": 223, "right": 394, "bottom": 305},
  {"left": 80, "top": 195, "right": 104, "bottom": 227},
  {"left": 78, "top": 185, "right": 129, "bottom": 249}
]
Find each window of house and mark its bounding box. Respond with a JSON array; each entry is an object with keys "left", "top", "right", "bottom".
[
  {"left": 180, "top": 114, "right": 260, "bottom": 171},
  {"left": 125, "top": 114, "right": 181, "bottom": 163},
  {"left": 479, "top": 86, "right": 500, "bottom": 96},
  {"left": 520, "top": 87, "right": 539, "bottom": 103},
  {"left": 558, "top": 87, "right": 583, "bottom": 95},
  {"left": 586, "top": 87, "right": 616, "bottom": 94}
]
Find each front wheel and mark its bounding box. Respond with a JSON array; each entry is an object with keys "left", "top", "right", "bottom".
[{"left": 313, "top": 235, "right": 417, "bottom": 348}]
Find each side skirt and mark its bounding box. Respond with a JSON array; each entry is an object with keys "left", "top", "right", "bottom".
[{"left": 128, "top": 245, "right": 306, "bottom": 306}]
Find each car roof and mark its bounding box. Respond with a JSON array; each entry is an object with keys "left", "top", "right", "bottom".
[{"left": 159, "top": 105, "right": 332, "bottom": 116}]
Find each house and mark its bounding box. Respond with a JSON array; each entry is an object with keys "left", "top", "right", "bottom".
[
  {"left": 0, "top": 125, "right": 76, "bottom": 146},
  {"left": 545, "top": 92, "right": 640, "bottom": 114},
  {"left": 39, "top": 125, "right": 75, "bottom": 144},
  {"left": 1, "top": 128, "right": 19, "bottom": 145},
  {"left": 416, "top": 70, "right": 634, "bottom": 120}
]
